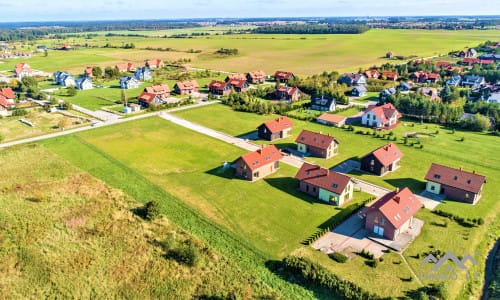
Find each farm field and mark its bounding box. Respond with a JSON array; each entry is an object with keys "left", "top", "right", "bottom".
[
  {"left": 3, "top": 29, "right": 498, "bottom": 76},
  {"left": 0, "top": 144, "right": 285, "bottom": 299}
]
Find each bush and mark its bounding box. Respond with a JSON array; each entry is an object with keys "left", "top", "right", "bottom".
[
  {"left": 11, "top": 108, "right": 28, "bottom": 116},
  {"left": 169, "top": 243, "right": 201, "bottom": 267},
  {"left": 366, "top": 259, "right": 378, "bottom": 268},
  {"left": 329, "top": 252, "right": 348, "bottom": 263},
  {"left": 478, "top": 218, "right": 485, "bottom": 225},
  {"left": 144, "top": 200, "right": 161, "bottom": 220}
]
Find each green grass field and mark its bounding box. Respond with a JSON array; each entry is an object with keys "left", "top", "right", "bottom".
[{"left": 3, "top": 29, "right": 498, "bottom": 76}]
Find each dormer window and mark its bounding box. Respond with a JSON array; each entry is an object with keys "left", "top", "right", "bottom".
[
  {"left": 467, "top": 179, "right": 471, "bottom": 184},
  {"left": 434, "top": 174, "right": 441, "bottom": 179},
  {"left": 332, "top": 184, "right": 338, "bottom": 188},
  {"left": 454, "top": 176, "right": 458, "bottom": 180}
]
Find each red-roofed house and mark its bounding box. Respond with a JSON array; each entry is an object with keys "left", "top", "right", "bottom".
[
  {"left": 360, "top": 143, "right": 403, "bottom": 176},
  {"left": 246, "top": 70, "right": 266, "bottom": 84},
  {"left": 208, "top": 80, "right": 231, "bottom": 95},
  {"left": 276, "top": 85, "right": 301, "bottom": 102},
  {"left": 364, "top": 69, "right": 380, "bottom": 79},
  {"left": 365, "top": 188, "right": 422, "bottom": 240},
  {"left": 225, "top": 73, "right": 246, "bottom": 82},
  {"left": 361, "top": 103, "right": 401, "bottom": 129},
  {"left": 115, "top": 63, "right": 133, "bottom": 73},
  {"left": 295, "top": 130, "right": 339, "bottom": 159},
  {"left": 257, "top": 116, "right": 293, "bottom": 141},
  {"left": 0, "top": 88, "right": 15, "bottom": 102},
  {"left": 137, "top": 92, "right": 166, "bottom": 108},
  {"left": 480, "top": 59, "right": 494, "bottom": 66},
  {"left": 424, "top": 163, "right": 487, "bottom": 204},
  {"left": 84, "top": 66, "right": 93, "bottom": 77},
  {"left": 14, "top": 63, "right": 32, "bottom": 79},
  {"left": 462, "top": 58, "right": 480, "bottom": 65},
  {"left": 174, "top": 80, "right": 199, "bottom": 95},
  {"left": 274, "top": 71, "right": 295, "bottom": 83},
  {"left": 316, "top": 113, "right": 347, "bottom": 127},
  {"left": 145, "top": 59, "right": 164, "bottom": 69},
  {"left": 382, "top": 71, "right": 398, "bottom": 81},
  {"left": 0, "top": 97, "right": 8, "bottom": 116},
  {"left": 295, "top": 162, "right": 354, "bottom": 206},
  {"left": 235, "top": 145, "right": 283, "bottom": 181},
  {"left": 227, "top": 79, "right": 249, "bottom": 92},
  {"left": 436, "top": 61, "right": 452, "bottom": 69},
  {"left": 409, "top": 71, "right": 440, "bottom": 83},
  {"left": 144, "top": 84, "right": 170, "bottom": 99}
]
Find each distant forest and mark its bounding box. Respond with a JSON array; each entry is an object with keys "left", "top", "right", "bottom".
[{"left": 252, "top": 24, "right": 370, "bottom": 34}]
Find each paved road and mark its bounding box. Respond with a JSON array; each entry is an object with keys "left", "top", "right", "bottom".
[
  {"left": 72, "top": 104, "right": 121, "bottom": 122},
  {"left": 0, "top": 101, "right": 220, "bottom": 149}
]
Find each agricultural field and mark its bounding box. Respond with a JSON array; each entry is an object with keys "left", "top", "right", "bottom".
[
  {"left": 2, "top": 28, "right": 498, "bottom": 76},
  {"left": 0, "top": 144, "right": 284, "bottom": 299}
]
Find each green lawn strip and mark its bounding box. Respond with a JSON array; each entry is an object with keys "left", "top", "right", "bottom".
[{"left": 40, "top": 133, "right": 323, "bottom": 299}]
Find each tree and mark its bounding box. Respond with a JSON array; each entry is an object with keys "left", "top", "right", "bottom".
[
  {"left": 144, "top": 200, "right": 161, "bottom": 220},
  {"left": 67, "top": 86, "right": 77, "bottom": 96},
  {"left": 92, "top": 66, "right": 103, "bottom": 79},
  {"left": 58, "top": 117, "right": 72, "bottom": 129},
  {"left": 21, "top": 76, "right": 38, "bottom": 90},
  {"left": 121, "top": 89, "right": 127, "bottom": 105},
  {"left": 43, "top": 49, "right": 48, "bottom": 57}
]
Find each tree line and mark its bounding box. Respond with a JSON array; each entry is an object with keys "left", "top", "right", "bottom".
[{"left": 252, "top": 24, "right": 370, "bottom": 34}]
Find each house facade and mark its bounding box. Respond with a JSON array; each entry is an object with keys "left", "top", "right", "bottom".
[
  {"left": 361, "top": 103, "right": 401, "bottom": 129},
  {"left": 295, "top": 162, "right": 354, "bottom": 206},
  {"left": 115, "top": 63, "right": 133, "bottom": 73},
  {"left": 360, "top": 143, "right": 403, "bottom": 176},
  {"left": 75, "top": 77, "right": 93, "bottom": 90},
  {"left": 14, "top": 63, "right": 33, "bottom": 79},
  {"left": 276, "top": 86, "right": 301, "bottom": 102},
  {"left": 208, "top": 80, "right": 231, "bottom": 95},
  {"left": 225, "top": 73, "right": 246, "bottom": 82},
  {"left": 351, "top": 85, "right": 367, "bottom": 97},
  {"left": 382, "top": 71, "right": 398, "bottom": 81},
  {"left": 257, "top": 116, "right": 293, "bottom": 141},
  {"left": 337, "top": 73, "right": 367, "bottom": 86},
  {"left": 137, "top": 92, "right": 166, "bottom": 108},
  {"left": 462, "top": 75, "right": 486, "bottom": 90},
  {"left": 227, "top": 79, "right": 249, "bottom": 92},
  {"left": 174, "top": 80, "right": 199, "bottom": 95},
  {"left": 246, "top": 71, "right": 266, "bottom": 84},
  {"left": 144, "top": 84, "right": 170, "bottom": 99},
  {"left": 145, "top": 59, "right": 164, "bottom": 69},
  {"left": 310, "top": 95, "right": 335, "bottom": 111},
  {"left": 424, "top": 163, "right": 486, "bottom": 204},
  {"left": 235, "top": 145, "right": 282, "bottom": 182},
  {"left": 134, "top": 67, "right": 152, "bottom": 81},
  {"left": 364, "top": 69, "right": 380, "bottom": 79},
  {"left": 295, "top": 130, "right": 339, "bottom": 159},
  {"left": 274, "top": 71, "right": 295, "bottom": 83},
  {"left": 120, "top": 76, "right": 140, "bottom": 89},
  {"left": 365, "top": 188, "right": 422, "bottom": 240}
]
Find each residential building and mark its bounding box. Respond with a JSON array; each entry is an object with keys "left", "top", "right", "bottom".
[
  {"left": 351, "top": 85, "right": 367, "bottom": 97},
  {"left": 257, "top": 116, "right": 293, "bottom": 141},
  {"left": 424, "top": 163, "right": 487, "bottom": 204},
  {"left": 246, "top": 70, "right": 266, "bottom": 84},
  {"left": 361, "top": 103, "right": 401, "bottom": 129},
  {"left": 227, "top": 79, "right": 249, "bottom": 92},
  {"left": 235, "top": 145, "right": 282, "bottom": 181},
  {"left": 398, "top": 82, "right": 413, "bottom": 92},
  {"left": 145, "top": 59, "right": 164, "bottom": 69},
  {"left": 144, "top": 84, "right": 170, "bottom": 99},
  {"left": 365, "top": 188, "right": 422, "bottom": 240},
  {"left": 459, "top": 48, "right": 477, "bottom": 58},
  {"left": 360, "top": 143, "right": 403, "bottom": 176},
  {"left": 115, "top": 63, "right": 133, "bottom": 73},
  {"left": 274, "top": 71, "right": 295, "bottom": 83},
  {"left": 436, "top": 61, "right": 452, "bottom": 69},
  {"left": 446, "top": 75, "right": 462, "bottom": 87},
  {"left": 295, "top": 130, "right": 339, "bottom": 159},
  {"left": 316, "top": 114, "right": 346, "bottom": 127},
  {"left": 379, "top": 88, "right": 397, "bottom": 102},
  {"left": 208, "top": 80, "right": 231, "bottom": 95},
  {"left": 120, "top": 76, "right": 140, "bottom": 89},
  {"left": 417, "top": 87, "right": 441, "bottom": 102},
  {"left": 409, "top": 71, "right": 440, "bottom": 83},
  {"left": 137, "top": 92, "right": 166, "bottom": 108},
  {"left": 225, "top": 73, "right": 246, "bottom": 82},
  {"left": 487, "top": 93, "right": 500, "bottom": 104},
  {"left": 462, "top": 75, "right": 486, "bottom": 90},
  {"left": 364, "top": 69, "right": 380, "bottom": 79},
  {"left": 337, "top": 73, "right": 367, "bottom": 86},
  {"left": 295, "top": 162, "right": 355, "bottom": 206},
  {"left": 134, "top": 67, "right": 152, "bottom": 81},
  {"left": 84, "top": 66, "right": 93, "bottom": 78},
  {"left": 276, "top": 86, "right": 301, "bottom": 102},
  {"left": 310, "top": 94, "right": 335, "bottom": 111},
  {"left": 14, "top": 63, "right": 33, "bottom": 79},
  {"left": 174, "top": 80, "right": 199, "bottom": 95},
  {"left": 382, "top": 71, "right": 398, "bottom": 81},
  {"left": 75, "top": 77, "right": 93, "bottom": 90}
]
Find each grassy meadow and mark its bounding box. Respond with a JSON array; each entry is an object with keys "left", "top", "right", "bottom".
[
  {"left": 3, "top": 29, "right": 498, "bottom": 76},
  {"left": 0, "top": 144, "right": 286, "bottom": 299}
]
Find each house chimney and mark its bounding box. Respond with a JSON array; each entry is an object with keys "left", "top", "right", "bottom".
[
  {"left": 459, "top": 166, "right": 463, "bottom": 171},
  {"left": 394, "top": 196, "right": 400, "bottom": 203},
  {"left": 472, "top": 170, "right": 476, "bottom": 174}
]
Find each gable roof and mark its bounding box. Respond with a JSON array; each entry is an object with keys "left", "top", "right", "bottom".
[
  {"left": 382, "top": 71, "right": 398, "bottom": 79},
  {"left": 137, "top": 92, "right": 159, "bottom": 104},
  {"left": 175, "top": 80, "right": 199, "bottom": 90},
  {"left": 367, "top": 188, "right": 422, "bottom": 228},
  {"left": 436, "top": 61, "right": 452, "bottom": 68},
  {"left": 0, "top": 88, "right": 15, "bottom": 99},
  {"left": 363, "top": 143, "right": 403, "bottom": 167},
  {"left": 310, "top": 94, "right": 335, "bottom": 108},
  {"left": 247, "top": 70, "right": 266, "bottom": 79},
  {"left": 0, "top": 96, "right": 8, "bottom": 108},
  {"left": 260, "top": 116, "right": 293, "bottom": 133},
  {"left": 295, "top": 129, "right": 339, "bottom": 150},
  {"left": 240, "top": 145, "right": 282, "bottom": 171},
  {"left": 364, "top": 69, "right": 380, "bottom": 78},
  {"left": 227, "top": 79, "right": 248, "bottom": 89},
  {"left": 145, "top": 84, "right": 170, "bottom": 94},
  {"left": 274, "top": 71, "right": 294, "bottom": 80},
  {"left": 295, "top": 162, "right": 353, "bottom": 195},
  {"left": 317, "top": 113, "right": 347, "bottom": 124},
  {"left": 226, "top": 73, "right": 246, "bottom": 81},
  {"left": 424, "top": 163, "right": 486, "bottom": 194},
  {"left": 364, "top": 103, "right": 401, "bottom": 123},
  {"left": 208, "top": 80, "right": 229, "bottom": 91},
  {"left": 277, "top": 85, "right": 300, "bottom": 96}
]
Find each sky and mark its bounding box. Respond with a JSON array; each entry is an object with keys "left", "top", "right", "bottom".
[{"left": 1, "top": 0, "right": 499, "bottom": 22}]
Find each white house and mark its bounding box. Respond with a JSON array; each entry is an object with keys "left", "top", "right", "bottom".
[
  {"left": 361, "top": 103, "right": 401, "bottom": 129},
  {"left": 75, "top": 77, "right": 93, "bottom": 90}
]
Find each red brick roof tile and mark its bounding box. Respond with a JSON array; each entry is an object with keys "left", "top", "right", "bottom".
[
  {"left": 240, "top": 145, "right": 282, "bottom": 171},
  {"left": 368, "top": 188, "right": 422, "bottom": 228},
  {"left": 295, "top": 130, "right": 339, "bottom": 150},
  {"left": 295, "top": 162, "right": 352, "bottom": 195},
  {"left": 261, "top": 116, "right": 293, "bottom": 134},
  {"left": 424, "top": 163, "right": 486, "bottom": 194}
]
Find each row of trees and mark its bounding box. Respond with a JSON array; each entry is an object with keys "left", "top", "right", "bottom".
[{"left": 252, "top": 24, "right": 370, "bottom": 34}]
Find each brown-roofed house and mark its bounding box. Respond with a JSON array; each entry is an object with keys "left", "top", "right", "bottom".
[
  {"left": 115, "top": 63, "right": 133, "bottom": 73},
  {"left": 257, "top": 116, "right": 293, "bottom": 141},
  {"left": 137, "top": 92, "right": 165, "bottom": 108},
  {"left": 436, "top": 61, "right": 452, "bottom": 69},
  {"left": 145, "top": 59, "right": 164, "bottom": 69},
  {"left": 208, "top": 80, "right": 231, "bottom": 95},
  {"left": 295, "top": 162, "right": 355, "bottom": 206},
  {"left": 246, "top": 70, "right": 266, "bottom": 84},
  {"left": 364, "top": 69, "right": 380, "bottom": 79},
  {"left": 417, "top": 87, "right": 441, "bottom": 102},
  {"left": 316, "top": 113, "right": 347, "bottom": 127},
  {"left": 174, "top": 80, "right": 199, "bottom": 95},
  {"left": 225, "top": 73, "right": 246, "bottom": 82},
  {"left": 227, "top": 79, "right": 249, "bottom": 92},
  {"left": 365, "top": 187, "right": 422, "bottom": 240},
  {"left": 14, "top": 63, "right": 32, "bottom": 79},
  {"left": 276, "top": 85, "right": 301, "bottom": 102},
  {"left": 144, "top": 84, "right": 170, "bottom": 99},
  {"left": 84, "top": 66, "right": 93, "bottom": 78},
  {"left": 235, "top": 145, "right": 283, "bottom": 181},
  {"left": 274, "top": 71, "right": 295, "bottom": 83},
  {"left": 424, "top": 163, "right": 487, "bottom": 204},
  {"left": 382, "top": 71, "right": 398, "bottom": 81},
  {"left": 360, "top": 143, "right": 403, "bottom": 176},
  {"left": 361, "top": 103, "right": 401, "bottom": 129},
  {"left": 0, "top": 88, "right": 15, "bottom": 102},
  {"left": 295, "top": 130, "right": 339, "bottom": 159},
  {"left": 409, "top": 71, "right": 441, "bottom": 83}
]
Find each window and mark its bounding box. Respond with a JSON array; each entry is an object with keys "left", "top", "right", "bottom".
[
  {"left": 253, "top": 171, "right": 259, "bottom": 178},
  {"left": 434, "top": 174, "right": 441, "bottom": 179},
  {"left": 430, "top": 185, "right": 435, "bottom": 191},
  {"left": 370, "top": 159, "right": 375, "bottom": 165},
  {"left": 313, "top": 187, "right": 316, "bottom": 193},
  {"left": 332, "top": 184, "right": 338, "bottom": 189},
  {"left": 454, "top": 176, "right": 458, "bottom": 180},
  {"left": 380, "top": 218, "right": 385, "bottom": 226},
  {"left": 465, "top": 193, "right": 470, "bottom": 199},
  {"left": 306, "top": 185, "right": 309, "bottom": 192},
  {"left": 467, "top": 179, "right": 471, "bottom": 184}
]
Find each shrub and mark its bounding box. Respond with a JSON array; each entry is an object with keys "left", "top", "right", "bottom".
[
  {"left": 478, "top": 218, "right": 485, "bottom": 225},
  {"left": 329, "top": 252, "right": 348, "bottom": 263},
  {"left": 366, "top": 259, "right": 378, "bottom": 268},
  {"left": 169, "top": 243, "right": 201, "bottom": 267},
  {"left": 144, "top": 200, "right": 161, "bottom": 220}
]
